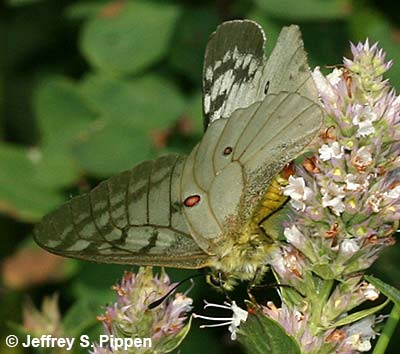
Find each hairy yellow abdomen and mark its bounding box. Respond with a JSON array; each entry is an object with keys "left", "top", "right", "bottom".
[{"left": 209, "top": 172, "right": 290, "bottom": 290}]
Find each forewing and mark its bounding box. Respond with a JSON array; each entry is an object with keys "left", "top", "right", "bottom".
[
  {"left": 261, "top": 25, "right": 318, "bottom": 100},
  {"left": 182, "top": 92, "right": 323, "bottom": 252},
  {"left": 34, "top": 154, "right": 210, "bottom": 269},
  {"left": 203, "top": 23, "right": 318, "bottom": 129},
  {"left": 234, "top": 92, "right": 323, "bottom": 219},
  {"left": 203, "top": 20, "right": 267, "bottom": 128}
]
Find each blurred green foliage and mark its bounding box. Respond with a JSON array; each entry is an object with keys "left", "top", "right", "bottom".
[{"left": 1, "top": 0, "right": 400, "bottom": 353}]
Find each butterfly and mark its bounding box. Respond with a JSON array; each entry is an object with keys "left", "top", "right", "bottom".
[{"left": 34, "top": 20, "right": 323, "bottom": 290}]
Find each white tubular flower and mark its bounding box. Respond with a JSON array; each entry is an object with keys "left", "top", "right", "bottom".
[
  {"left": 345, "top": 174, "right": 362, "bottom": 191},
  {"left": 385, "top": 185, "right": 400, "bottom": 199},
  {"left": 312, "top": 66, "right": 338, "bottom": 101},
  {"left": 319, "top": 142, "right": 344, "bottom": 161},
  {"left": 352, "top": 104, "right": 379, "bottom": 137},
  {"left": 339, "top": 239, "right": 360, "bottom": 257},
  {"left": 360, "top": 283, "right": 379, "bottom": 301},
  {"left": 283, "top": 176, "right": 313, "bottom": 211},
  {"left": 351, "top": 146, "right": 373, "bottom": 173},
  {"left": 284, "top": 225, "right": 304, "bottom": 246},
  {"left": 343, "top": 316, "right": 376, "bottom": 352},
  {"left": 321, "top": 182, "right": 346, "bottom": 215},
  {"left": 327, "top": 68, "right": 343, "bottom": 85},
  {"left": 193, "top": 301, "right": 248, "bottom": 340}
]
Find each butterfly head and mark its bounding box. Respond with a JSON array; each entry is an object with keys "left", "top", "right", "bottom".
[{"left": 206, "top": 271, "right": 238, "bottom": 292}]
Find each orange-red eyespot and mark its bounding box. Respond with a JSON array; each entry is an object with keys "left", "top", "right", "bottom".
[
  {"left": 184, "top": 195, "right": 201, "bottom": 207},
  {"left": 223, "top": 146, "right": 233, "bottom": 156}
]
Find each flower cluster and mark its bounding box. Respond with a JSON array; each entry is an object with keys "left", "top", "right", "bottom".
[
  {"left": 266, "top": 40, "right": 399, "bottom": 353},
  {"left": 92, "top": 267, "right": 193, "bottom": 354},
  {"left": 23, "top": 294, "right": 64, "bottom": 339}
]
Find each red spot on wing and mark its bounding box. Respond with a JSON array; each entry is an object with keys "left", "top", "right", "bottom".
[{"left": 184, "top": 195, "right": 201, "bottom": 207}]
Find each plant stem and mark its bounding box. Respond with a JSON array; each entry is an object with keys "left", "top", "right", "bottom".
[{"left": 372, "top": 305, "right": 400, "bottom": 354}]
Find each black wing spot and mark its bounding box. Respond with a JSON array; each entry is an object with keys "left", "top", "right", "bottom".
[
  {"left": 264, "top": 81, "right": 270, "bottom": 94},
  {"left": 139, "top": 229, "right": 159, "bottom": 253},
  {"left": 223, "top": 146, "right": 233, "bottom": 156}
]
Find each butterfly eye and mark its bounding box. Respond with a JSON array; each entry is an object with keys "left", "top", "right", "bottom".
[
  {"left": 223, "top": 146, "right": 233, "bottom": 156},
  {"left": 208, "top": 274, "right": 222, "bottom": 287},
  {"left": 264, "top": 81, "right": 270, "bottom": 94},
  {"left": 184, "top": 195, "right": 201, "bottom": 207}
]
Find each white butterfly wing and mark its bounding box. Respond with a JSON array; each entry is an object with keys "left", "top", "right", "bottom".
[{"left": 182, "top": 92, "right": 323, "bottom": 253}]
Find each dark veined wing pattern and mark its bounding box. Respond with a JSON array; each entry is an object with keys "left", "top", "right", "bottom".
[
  {"left": 203, "top": 21, "right": 319, "bottom": 129},
  {"left": 34, "top": 154, "right": 210, "bottom": 268},
  {"left": 202, "top": 20, "right": 267, "bottom": 129}
]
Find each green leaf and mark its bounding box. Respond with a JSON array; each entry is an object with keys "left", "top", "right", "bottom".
[
  {"left": 246, "top": 10, "right": 281, "bottom": 55},
  {"left": 168, "top": 6, "right": 219, "bottom": 84},
  {"left": 34, "top": 76, "right": 97, "bottom": 146},
  {"left": 0, "top": 143, "right": 64, "bottom": 222},
  {"left": 31, "top": 144, "right": 80, "bottom": 189},
  {"left": 32, "top": 76, "right": 97, "bottom": 187},
  {"left": 372, "top": 305, "right": 400, "bottom": 354},
  {"left": 70, "top": 263, "right": 128, "bottom": 303},
  {"left": 72, "top": 120, "right": 154, "bottom": 177},
  {"left": 63, "top": 299, "right": 102, "bottom": 337},
  {"left": 254, "top": 0, "right": 351, "bottom": 20},
  {"left": 332, "top": 299, "right": 390, "bottom": 327},
  {"left": 183, "top": 93, "right": 204, "bottom": 136},
  {"left": 365, "top": 275, "right": 400, "bottom": 309},
  {"left": 349, "top": 7, "right": 400, "bottom": 89},
  {"left": 237, "top": 305, "right": 300, "bottom": 354},
  {"left": 6, "top": 0, "right": 42, "bottom": 5},
  {"left": 81, "top": 74, "right": 186, "bottom": 130},
  {"left": 65, "top": 1, "right": 107, "bottom": 20},
  {"left": 80, "top": 1, "right": 181, "bottom": 75}
]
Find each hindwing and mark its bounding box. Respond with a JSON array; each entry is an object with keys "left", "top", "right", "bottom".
[
  {"left": 34, "top": 154, "right": 210, "bottom": 268},
  {"left": 182, "top": 92, "right": 323, "bottom": 253}
]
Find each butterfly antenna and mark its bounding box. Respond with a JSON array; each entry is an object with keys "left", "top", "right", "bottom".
[{"left": 148, "top": 273, "right": 204, "bottom": 310}]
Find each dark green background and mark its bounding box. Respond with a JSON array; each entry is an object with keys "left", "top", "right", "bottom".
[{"left": 1, "top": 0, "right": 399, "bottom": 353}]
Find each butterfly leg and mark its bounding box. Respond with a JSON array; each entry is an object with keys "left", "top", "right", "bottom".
[{"left": 246, "top": 267, "right": 266, "bottom": 304}]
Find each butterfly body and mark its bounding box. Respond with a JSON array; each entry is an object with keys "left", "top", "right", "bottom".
[{"left": 34, "top": 20, "right": 323, "bottom": 291}]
